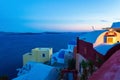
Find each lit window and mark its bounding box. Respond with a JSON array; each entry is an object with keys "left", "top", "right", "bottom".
[{"left": 108, "top": 38, "right": 113, "bottom": 43}]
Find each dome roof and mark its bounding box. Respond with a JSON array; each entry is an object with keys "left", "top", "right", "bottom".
[
  {"left": 79, "top": 30, "right": 106, "bottom": 43},
  {"left": 111, "top": 22, "right": 120, "bottom": 28},
  {"left": 58, "top": 50, "right": 65, "bottom": 59}
]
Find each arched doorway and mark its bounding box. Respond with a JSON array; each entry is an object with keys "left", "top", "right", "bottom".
[{"left": 104, "top": 29, "right": 117, "bottom": 44}]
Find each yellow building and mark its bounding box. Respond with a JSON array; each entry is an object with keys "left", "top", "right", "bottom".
[{"left": 23, "top": 48, "right": 53, "bottom": 65}]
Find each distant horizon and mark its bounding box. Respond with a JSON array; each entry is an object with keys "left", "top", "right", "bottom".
[{"left": 0, "top": 30, "right": 91, "bottom": 33}]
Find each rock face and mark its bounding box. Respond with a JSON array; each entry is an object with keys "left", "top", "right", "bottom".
[
  {"left": 88, "top": 49, "right": 120, "bottom": 80},
  {"left": 111, "top": 22, "right": 120, "bottom": 28}
]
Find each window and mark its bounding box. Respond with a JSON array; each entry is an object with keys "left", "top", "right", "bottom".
[
  {"left": 104, "top": 36, "right": 107, "bottom": 43},
  {"left": 42, "top": 53, "right": 45, "bottom": 57},
  {"left": 107, "top": 38, "right": 113, "bottom": 43},
  {"left": 29, "top": 53, "right": 32, "bottom": 55}
]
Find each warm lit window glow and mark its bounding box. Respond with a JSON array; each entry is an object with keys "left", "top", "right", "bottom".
[{"left": 107, "top": 38, "right": 113, "bottom": 43}]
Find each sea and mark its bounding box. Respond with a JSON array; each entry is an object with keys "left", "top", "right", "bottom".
[{"left": 0, "top": 32, "right": 86, "bottom": 79}]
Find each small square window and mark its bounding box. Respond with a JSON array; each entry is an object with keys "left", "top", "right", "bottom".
[
  {"left": 42, "top": 54, "right": 45, "bottom": 57},
  {"left": 108, "top": 38, "right": 113, "bottom": 43}
]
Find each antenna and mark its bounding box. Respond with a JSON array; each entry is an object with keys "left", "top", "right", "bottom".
[{"left": 92, "top": 26, "right": 95, "bottom": 31}]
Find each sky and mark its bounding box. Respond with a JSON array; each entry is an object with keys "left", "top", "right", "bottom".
[{"left": 0, "top": 0, "right": 120, "bottom": 32}]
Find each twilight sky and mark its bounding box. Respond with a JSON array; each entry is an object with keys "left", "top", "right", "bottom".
[{"left": 0, "top": 0, "right": 120, "bottom": 32}]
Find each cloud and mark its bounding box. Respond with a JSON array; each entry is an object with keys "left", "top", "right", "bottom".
[{"left": 100, "top": 20, "right": 109, "bottom": 22}]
